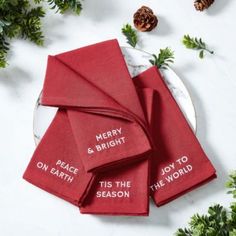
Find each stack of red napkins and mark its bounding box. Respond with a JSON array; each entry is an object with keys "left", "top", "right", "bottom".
[{"left": 23, "top": 39, "right": 217, "bottom": 216}]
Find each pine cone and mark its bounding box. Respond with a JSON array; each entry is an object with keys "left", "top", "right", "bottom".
[
  {"left": 194, "top": 0, "right": 215, "bottom": 11},
  {"left": 133, "top": 6, "right": 158, "bottom": 32}
]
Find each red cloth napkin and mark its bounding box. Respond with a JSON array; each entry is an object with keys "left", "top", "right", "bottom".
[
  {"left": 134, "top": 66, "right": 217, "bottom": 206},
  {"left": 80, "top": 88, "right": 155, "bottom": 215},
  {"left": 23, "top": 109, "right": 94, "bottom": 206},
  {"left": 40, "top": 39, "right": 152, "bottom": 172}
]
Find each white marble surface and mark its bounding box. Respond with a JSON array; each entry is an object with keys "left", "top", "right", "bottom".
[{"left": 0, "top": 0, "right": 235, "bottom": 235}]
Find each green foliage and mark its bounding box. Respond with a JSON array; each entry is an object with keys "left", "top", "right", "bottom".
[
  {"left": 35, "top": 0, "right": 82, "bottom": 14},
  {"left": 175, "top": 171, "right": 236, "bottom": 236},
  {"left": 182, "top": 34, "right": 214, "bottom": 59},
  {"left": 226, "top": 171, "right": 236, "bottom": 198},
  {"left": 0, "top": 0, "right": 82, "bottom": 68},
  {"left": 21, "top": 6, "right": 45, "bottom": 46},
  {"left": 121, "top": 23, "right": 174, "bottom": 69},
  {"left": 122, "top": 24, "right": 138, "bottom": 48},
  {"left": 0, "top": 34, "right": 9, "bottom": 68},
  {"left": 149, "top": 47, "right": 174, "bottom": 69}
]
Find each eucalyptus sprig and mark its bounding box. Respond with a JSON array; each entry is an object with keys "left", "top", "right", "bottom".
[
  {"left": 175, "top": 170, "right": 236, "bottom": 236},
  {"left": 149, "top": 47, "right": 174, "bottom": 69},
  {"left": 182, "top": 34, "right": 214, "bottom": 59},
  {"left": 121, "top": 24, "right": 138, "bottom": 48}
]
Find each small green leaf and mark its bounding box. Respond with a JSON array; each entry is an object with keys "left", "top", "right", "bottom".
[
  {"left": 121, "top": 24, "right": 138, "bottom": 48},
  {"left": 199, "top": 50, "right": 204, "bottom": 59},
  {"left": 149, "top": 47, "right": 174, "bottom": 69},
  {"left": 182, "top": 34, "right": 214, "bottom": 59}
]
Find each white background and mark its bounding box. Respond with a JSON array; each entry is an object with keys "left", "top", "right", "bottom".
[{"left": 0, "top": 0, "right": 236, "bottom": 235}]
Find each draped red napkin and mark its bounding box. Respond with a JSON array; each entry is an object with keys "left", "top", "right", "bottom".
[
  {"left": 23, "top": 39, "right": 217, "bottom": 214},
  {"left": 23, "top": 109, "right": 94, "bottom": 206},
  {"left": 80, "top": 88, "right": 155, "bottom": 215},
  {"left": 40, "top": 39, "right": 152, "bottom": 172},
  {"left": 23, "top": 39, "right": 153, "bottom": 211},
  {"left": 134, "top": 66, "right": 217, "bottom": 206}
]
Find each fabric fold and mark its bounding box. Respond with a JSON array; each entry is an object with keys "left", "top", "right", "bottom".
[
  {"left": 23, "top": 39, "right": 217, "bottom": 213},
  {"left": 41, "top": 40, "right": 147, "bottom": 127},
  {"left": 40, "top": 39, "right": 152, "bottom": 172},
  {"left": 80, "top": 88, "right": 156, "bottom": 215},
  {"left": 23, "top": 109, "right": 94, "bottom": 206},
  {"left": 133, "top": 66, "right": 217, "bottom": 206},
  {"left": 67, "top": 108, "right": 151, "bottom": 172}
]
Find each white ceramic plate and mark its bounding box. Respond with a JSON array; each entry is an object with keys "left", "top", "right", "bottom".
[{"left": 33, "top": 47, "right": 197, "bottom": 145}]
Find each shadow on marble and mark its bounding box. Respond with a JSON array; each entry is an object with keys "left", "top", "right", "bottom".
[
  {"left": 42, "top": 14, "right": 66, "bottom": 47},
  {"left": 82, "top": 0, "right": 117, "bottom": 22},
  {"left": 0, "top": 67, "right": 32, "bottom": 96},
  {"left": 93, "top": 193, "right": 209, "bottom": 227},
  {"left": 173, "top": 65, "right": 228, "bottom": 188},
  {"left": 207, "top": 0, "right": 233, "bottom": 15},
  {"left": 92, "top": 201, "right": 171, "bottom": 227},
  {"left": 149, "top": 15, "right": 173, "bottom": 36}
]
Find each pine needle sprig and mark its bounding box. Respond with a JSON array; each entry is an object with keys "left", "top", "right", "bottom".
[
  {"left": 34, "top": 0, "right": 82, "bottom": 14},
  {"left": 44, "top": 0, "right": 82, "bottom": 15},
  {"left": 0, "top": 35, "right": 9, "bottom": 68},
  {"left": 0, "top": 0, "right": 83, "bottom": 68},
  {"left": 0, "top": 1, "right": 45, "bottom": 68},
  {"left": 20, "top": 7, "right": 45, "bottom": 46},
  {"left": 226, "top": 170, "right": 236, "bottom": 198},
  {"left": 182, "top": 34, "right": 214, "bottom": 59},
  {"left": 175, "top": 170, "right": 236, "bottom": 236},
  {"left": 122, "top": 24, "right": 138, "bottom": 48},
  {"left": 149, "top": 47, "right": 174, "bottom": 69}
]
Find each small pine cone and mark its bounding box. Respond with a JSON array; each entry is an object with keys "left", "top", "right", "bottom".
[
  {"left": 133, "top": 6, "right": 158, "bottom": 32},
  {"left": 194, "top": 0, "right": 215, "bottom": 11}
]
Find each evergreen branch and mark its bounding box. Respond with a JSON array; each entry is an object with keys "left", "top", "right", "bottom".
[
  {"left": 226, "top": 171, "right": 236, "bottom": 199},
  {"left": 45, "top": 0, "right": 82, "bottom": 14},
  {"left": 0, "top": 0, "right": 83, "bottom": 68},
  {"left": 182, "top": 34, "right": 214, "bottom": 59},
  {"left": 20, "top": 7, "right": 45, "bottom": 45},
  {"left": 175, "top": 170, "right": 236, "bottom": 236},
  {"left": 34, "top": 0, "right": 82, "bottom": 14},
  {"left": 149, "top": 47, "right": 174, "bottom": 69},
  {"left": 122, "top": 24, "right": 138, "bottom": 48},
  {"left": 0, "top": 34, "right": 9, "bottom": 68}
]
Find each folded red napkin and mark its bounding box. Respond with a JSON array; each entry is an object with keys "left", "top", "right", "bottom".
[
  {"left": 23, "top": 109, "right": 94, "bottom": 206},
  {"left": 134, "top": 66, "right": 217, "bottom": 206},
  {"left": 24, "top": 38, "right": 216, "bottom": 213},
  {"left": 40, "top": 39, "right": 152, "bottom": 172},
  {"left": 80, "top": 88, "right": 155, "bottom": 215}
]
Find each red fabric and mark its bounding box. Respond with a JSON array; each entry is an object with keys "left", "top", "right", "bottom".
[
  {"left": 40, "top": 39, "right": 152, "bottom": 172},
  {"left": 23, "top": 39, "right": 217, "bottom": 212},
  {"left": 134, "top": 66, "right": 217, "bottom": 206},
  {"left": 23, "top": 110, "right": 94, "bottom": 206},
  {"left": 80, "top": 88, "right": 155, "bottom": 215}
]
